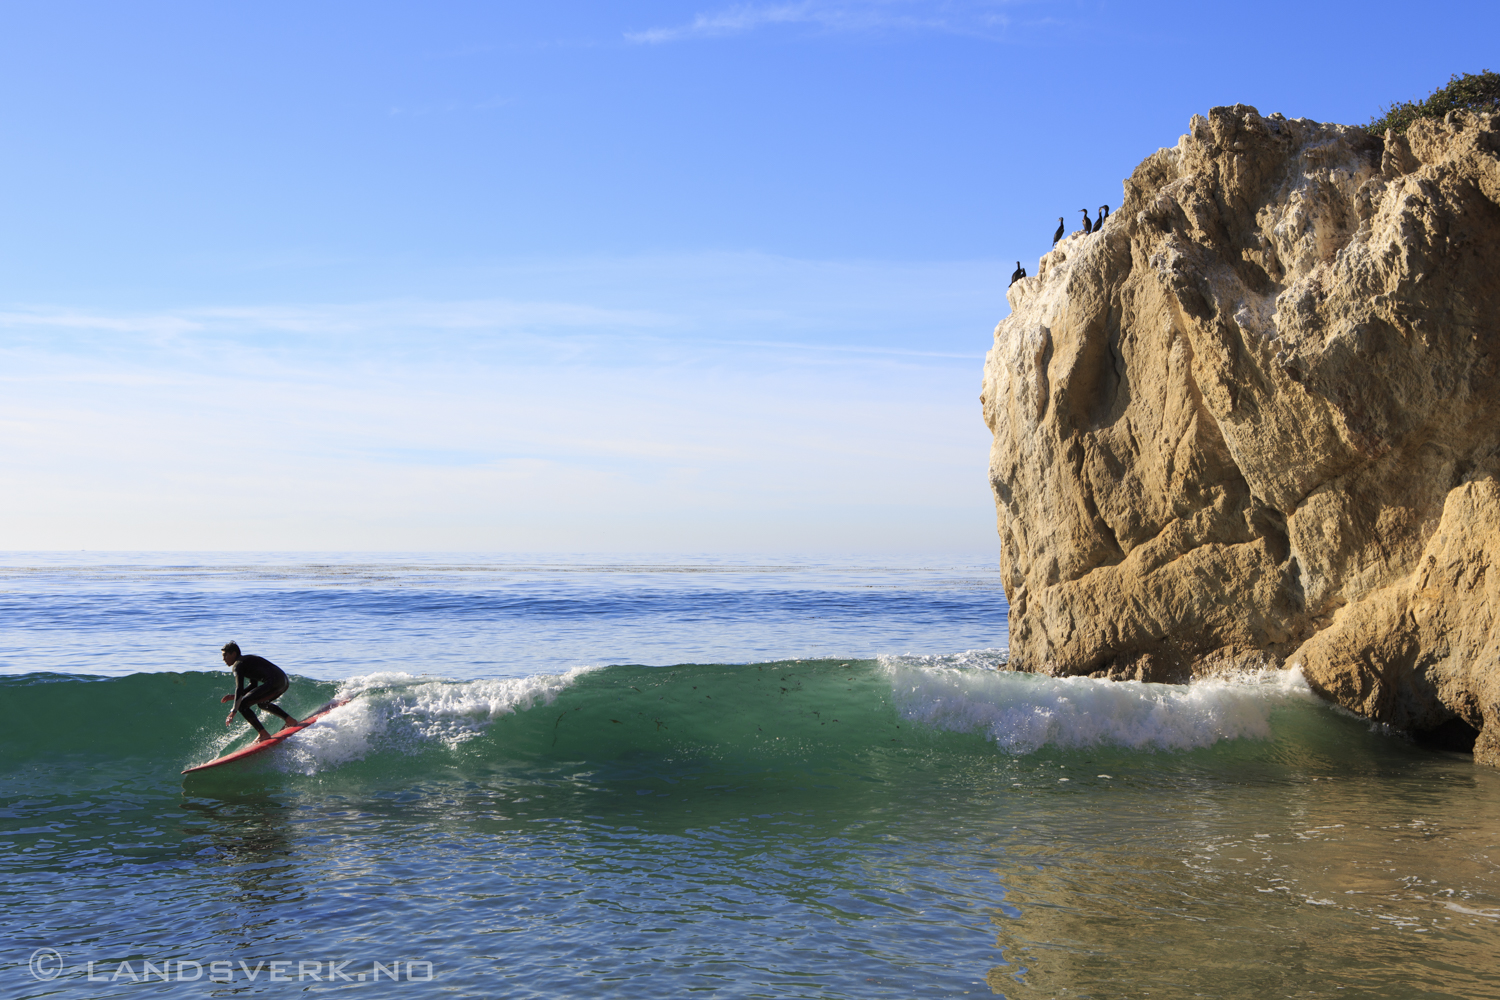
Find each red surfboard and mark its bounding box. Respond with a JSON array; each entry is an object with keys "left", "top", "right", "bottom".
[{"left": 182, "top": 698, "right": 350, "bottom": 774}]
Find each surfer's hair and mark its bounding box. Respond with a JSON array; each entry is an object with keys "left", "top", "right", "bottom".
[{"left": 221, "top": 641, "right": 241, "bottom": 657}]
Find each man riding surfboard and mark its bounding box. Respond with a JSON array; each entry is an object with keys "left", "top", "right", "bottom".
[{"left": 220, "top": 642, "right": 299, "bottom": 741}]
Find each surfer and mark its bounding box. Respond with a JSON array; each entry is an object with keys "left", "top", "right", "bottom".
[{"left": 219, "top": 642, "right": 300, "bottom": 741}]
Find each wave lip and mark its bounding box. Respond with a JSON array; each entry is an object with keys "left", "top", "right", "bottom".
[
  {"left": 882, "top": 655, "right": 1314, "bottom": 752},
  {"left": 274, "top": 668, "right": 592, "bottom": 772}
]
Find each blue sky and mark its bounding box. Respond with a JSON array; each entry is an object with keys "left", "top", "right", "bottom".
[{"left": 1, "top": 1, "right": 1494, "bottom": 552}]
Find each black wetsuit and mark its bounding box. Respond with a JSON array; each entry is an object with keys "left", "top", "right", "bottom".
[{"left": 231, "top": 654, "right": 295, "bottom": 731}]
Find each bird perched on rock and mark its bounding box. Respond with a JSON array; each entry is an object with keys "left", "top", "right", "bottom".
[
  {"left": 1080, "top": 209, "right": 1093, "bottom": 235},
  {"left": 1010, "top": 261, "right": 1026, "bottom": 286},
  {"left": 1095, "top": 205, "right": 1110, "bottom": 231},
  {"left": 1052, "top": 217, "right": 1064, "bottom": 245}
]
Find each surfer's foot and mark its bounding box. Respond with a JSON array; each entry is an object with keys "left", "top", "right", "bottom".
[
  {"left": 282, "top": 719, "right": 300, "bottom": 728},
  {"left": 254, "top": 731, "right": 276, "bottom": 742}
]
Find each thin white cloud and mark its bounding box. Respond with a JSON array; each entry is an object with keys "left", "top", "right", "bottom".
[
  {"left": 0, "top": 252, "right": 1003, "bottom": 551},
  {"left": 0, "top": 252, "right": 1005, "bottom": 361},
  {"left": 627, "top": 3, "right": 820, "bottom": 43},
  {"left": 0, "top": 299, "right": 672, "bottom": 340},
  {"left": 625, "top": 0, "right": 1018, "bottom": 44}
]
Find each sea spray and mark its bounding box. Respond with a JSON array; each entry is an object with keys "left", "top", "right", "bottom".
[{"left": 881, "top": 654, "right": 1316, "bottom": 752}]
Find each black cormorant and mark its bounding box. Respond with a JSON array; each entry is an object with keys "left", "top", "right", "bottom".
[
  {"left": 1080, "top": 209, "right": 1092, "bottom": 235},
  {"left": 1052, "top": 217, "right": 1065, "bottom": 245},
  {"left": 1096, "top": 205, "right": 1110, "bottom": 230},
  {"left": 1010, "top": 262, "right": 1026, "bottom": 286}
]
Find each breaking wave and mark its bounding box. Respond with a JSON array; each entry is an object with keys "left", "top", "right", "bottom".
[
  {"left": 1, "top": 655, "right": 1327, "bottom": 781},
  {"left": 883, "top": 653, "right": 1315, "bottom": 752}
]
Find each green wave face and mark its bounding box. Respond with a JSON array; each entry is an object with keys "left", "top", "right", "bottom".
[
  {"left": 3, "top": 661, "right": 950, "bottom": 806},
  {"left": 0, "top": 658, "right": 1404, "bottom": 796}
]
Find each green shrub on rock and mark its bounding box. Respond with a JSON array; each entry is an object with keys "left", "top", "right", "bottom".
[{"left": 1368, "top": 70, "right": 1500, "bottom": 135}]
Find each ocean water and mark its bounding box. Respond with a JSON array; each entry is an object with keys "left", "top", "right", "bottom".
[{"left": 3, "top": 554, "right": 1498, "bottom": 999}]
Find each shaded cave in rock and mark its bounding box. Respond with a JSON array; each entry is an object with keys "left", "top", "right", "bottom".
[{"left": 1411, "top": 716, "right": 1481, "bottom": 754}]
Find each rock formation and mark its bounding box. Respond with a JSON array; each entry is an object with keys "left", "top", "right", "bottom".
[{"left": 981, "top": 105, "right": 1500, "bottom": 763}]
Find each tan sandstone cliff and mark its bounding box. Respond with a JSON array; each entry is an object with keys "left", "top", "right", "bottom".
[{"left": 981, "top": 105, "right": 1500, "bottom": 763}]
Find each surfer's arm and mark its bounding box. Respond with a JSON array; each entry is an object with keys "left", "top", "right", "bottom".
[
  {"left": 221, "top": 669, "right": 247, "bottom": 703},
  {"left": 222, "top": 668, "right": 248, "bottom": 722}
]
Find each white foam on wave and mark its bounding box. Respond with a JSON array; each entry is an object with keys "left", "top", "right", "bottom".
[
  {"left": 880, "top": 654, "right": 1314, "bottom": 752},
  {"left": 278, "top": 667, "right": 594, "bottom": 772},
  {"left": 881, "top": 648, "right": 1011, "bottom": 672}
]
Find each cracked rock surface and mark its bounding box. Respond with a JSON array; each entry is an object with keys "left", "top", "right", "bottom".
[{"left": 982, "top": 104, "right": 1500, "bottom": 763}]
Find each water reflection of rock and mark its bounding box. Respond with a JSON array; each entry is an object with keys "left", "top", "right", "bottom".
[{"left": 980, "top": 772, "right": 1500, "bottom": 997}]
